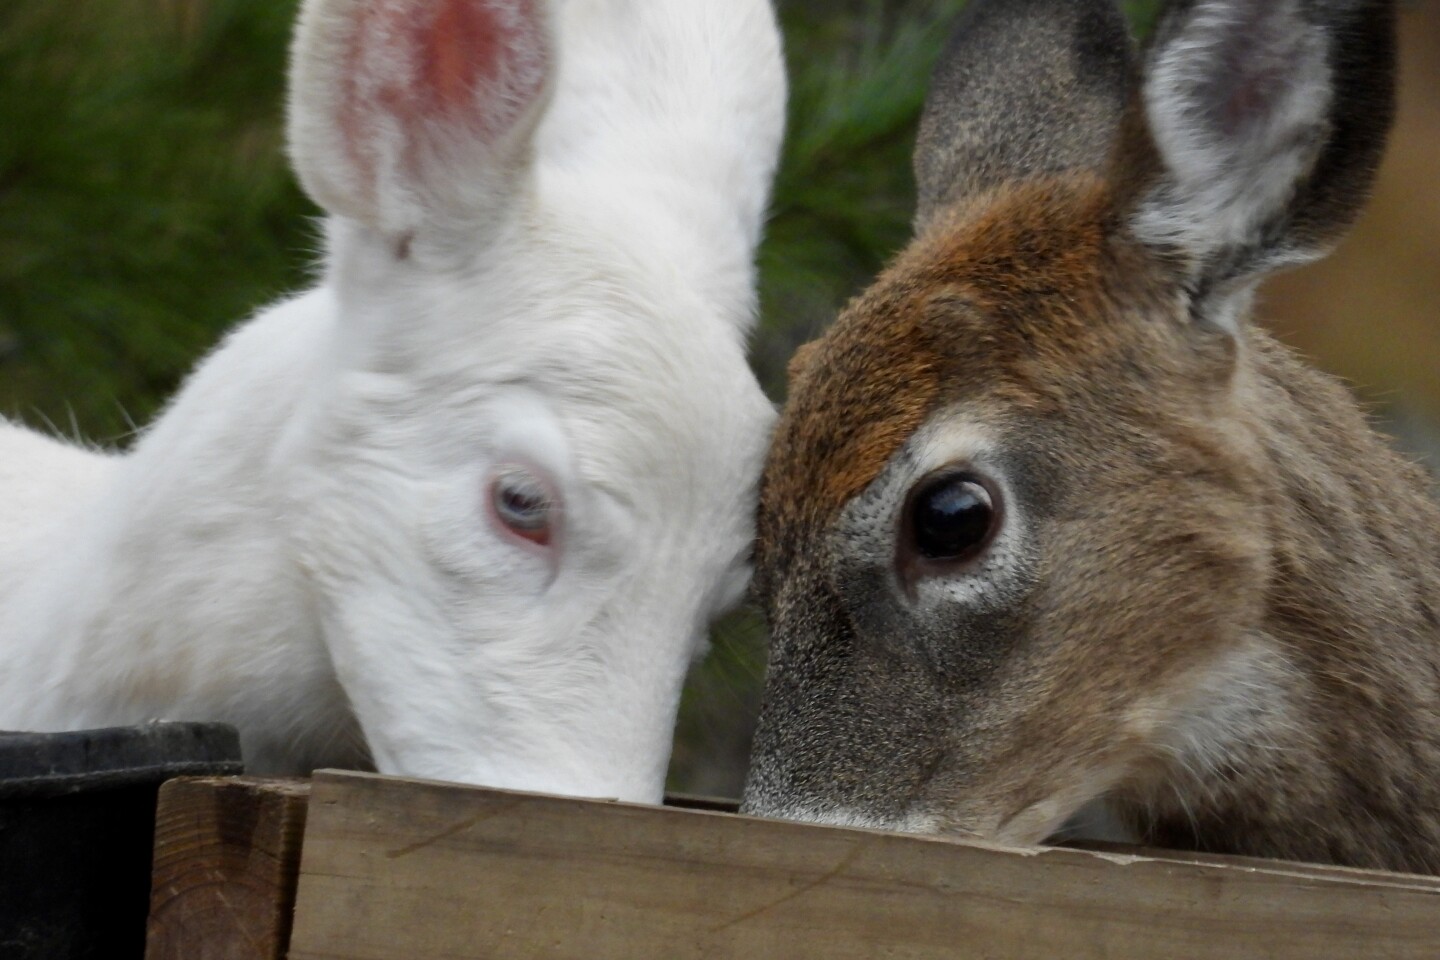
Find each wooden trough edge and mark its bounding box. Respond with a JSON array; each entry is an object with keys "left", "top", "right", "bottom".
[
  {"left": 145, "top": 776, "right": 310, "bottom": 960},
  {"left": 146, "top": 770, "right": 1440, "bottom": 960}
]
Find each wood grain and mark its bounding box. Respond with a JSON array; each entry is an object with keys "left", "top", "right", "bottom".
[
  {"left": 288, "top": 770, "right": 1440, "bottom": 960},
  {"left": 146, "top": 777, "right": 310, "bottom": 960}
]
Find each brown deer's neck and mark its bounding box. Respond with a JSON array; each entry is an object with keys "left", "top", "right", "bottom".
[{"left": 1143, "top": 333, "right": 1440, "bottom": 873}]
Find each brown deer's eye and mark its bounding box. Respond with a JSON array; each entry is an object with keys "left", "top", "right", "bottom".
[{"left": 907, "top": 472, "right": 999, "bottom": 563}]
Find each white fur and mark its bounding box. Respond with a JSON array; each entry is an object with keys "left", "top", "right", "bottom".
[
  {"left": 1133, "top": 0, "right": 1335, "bottom": 313},
  {"left": 984, "top": 641, "right": 1295, "bottom": 848},
  {"left": 1136, "top": 635, "right": 1296, "bottom": 787},
  {"left": 768, "top": 805, "right": 941, "bottom": 836},
  {"left": 0, "top": 0, "right": 786, "bottom": 804}
]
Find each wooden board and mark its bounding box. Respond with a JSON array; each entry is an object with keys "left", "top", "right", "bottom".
[
  {"left": 288, "top": 770, "right": 1440, "bottom": 960},
  {"left": 146, "top": 777, "right": 310, "bottom": 960}
]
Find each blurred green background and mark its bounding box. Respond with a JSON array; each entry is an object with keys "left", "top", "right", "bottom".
[{"left": 3, "top": 0, "right": 1436, "bottom": 796}]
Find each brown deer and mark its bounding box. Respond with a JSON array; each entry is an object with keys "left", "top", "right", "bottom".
[{"left": 741, "top": 0, "right": 1440, "bottom": 874}]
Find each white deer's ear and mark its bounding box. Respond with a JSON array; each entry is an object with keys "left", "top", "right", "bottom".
[
  {"left": 1128, "top": 0, "right": 1395, "bottom": 323},
  {"left": 286, "top": 0, "right": 552, "bottom": 238}
]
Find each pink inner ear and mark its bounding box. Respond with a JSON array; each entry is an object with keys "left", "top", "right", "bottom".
[
  {"left": 421, "top": 0, "right": 507, "bottom": 115},
  {"left": 338, "top": 0, "right": 548, "bottom": 201}
]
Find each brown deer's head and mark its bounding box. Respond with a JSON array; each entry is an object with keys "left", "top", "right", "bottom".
[{"left": 742, "top": 0, "right": 1439, "bottom": 873}]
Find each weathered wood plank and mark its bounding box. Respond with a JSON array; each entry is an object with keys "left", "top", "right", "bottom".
[
  {"left": 288, "top": 770, "right": 1440, "bottom": 960},
  {"left": 146, "top": 777, "right": 310, "bottom": 960}
]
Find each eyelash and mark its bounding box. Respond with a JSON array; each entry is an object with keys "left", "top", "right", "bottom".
[{"left": 488, "top": 466, "right": 559, "bottom": 548}]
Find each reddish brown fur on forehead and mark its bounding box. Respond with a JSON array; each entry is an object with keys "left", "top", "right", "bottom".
[{"left": 760, "top": 174, "right": 1148, "bottom": 566}]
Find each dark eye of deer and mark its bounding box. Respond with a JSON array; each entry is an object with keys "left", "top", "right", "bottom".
[
  {"left": 491, "top": 469, "right": 554, "bottom": 547},
  {"left": 908, "top": 473, "right": 998, "bottom": 562}
]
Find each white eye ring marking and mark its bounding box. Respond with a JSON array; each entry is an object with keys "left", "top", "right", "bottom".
[{"left": 488, "top": 465, "right": 559, "bottom": 548}]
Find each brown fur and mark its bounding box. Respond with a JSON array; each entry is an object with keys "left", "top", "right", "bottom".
[
  {"left": 758, "top": 174, "right": 1204, "bottom": 586},
  {"left": 745, "top": 0, "right": 1440, "bottom": 875},
  {"left": 752, "top": 173, "right": 1440, "bottom": 872}
]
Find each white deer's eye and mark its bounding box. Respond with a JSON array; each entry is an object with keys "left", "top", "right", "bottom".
[{"left": 489, "top": 467, "right": 557, "bottom": 547}]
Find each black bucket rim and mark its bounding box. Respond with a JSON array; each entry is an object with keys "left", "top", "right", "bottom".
[{"left": 0, "top": 721, "right": 244, "bottom": 798}]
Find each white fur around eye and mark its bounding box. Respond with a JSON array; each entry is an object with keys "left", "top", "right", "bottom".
[{"left": 488, "top": 392, "right": 573, "bottom": 481}]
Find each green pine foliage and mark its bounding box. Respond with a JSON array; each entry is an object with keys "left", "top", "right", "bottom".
[
  {"left": 752, "top": 1, "right": 962, "bottom": 398},
  {"left": 1, "top": 0, "right": 1162, "bottom": 793},
  {"left": 0, "top": 0, "right": 312, "bottom": 440}
]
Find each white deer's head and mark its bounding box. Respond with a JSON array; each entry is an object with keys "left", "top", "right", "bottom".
[{"left": 279, "top": 0, "right": 785, "bottom": 801}]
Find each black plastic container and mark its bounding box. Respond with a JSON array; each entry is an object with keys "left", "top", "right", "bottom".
[{"left": 0, "top": 722, "right": 243, "bottom": 960}]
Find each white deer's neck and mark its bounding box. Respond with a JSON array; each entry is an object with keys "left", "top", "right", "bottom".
[{"left": 0, "top": 287, "right": 362, "bottom": 773}]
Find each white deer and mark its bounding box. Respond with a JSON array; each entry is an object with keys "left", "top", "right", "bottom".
[{"left": 0, "top": 0, "right": 785, "bottom": 803}]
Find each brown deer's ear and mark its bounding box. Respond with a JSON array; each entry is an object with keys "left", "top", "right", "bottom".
[
  {"left": 1123, "top": 0, "right": 1397, "bottom": 328},
  {"left": 913, "top": 0, "right": 1137, "bottom": 231}
]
